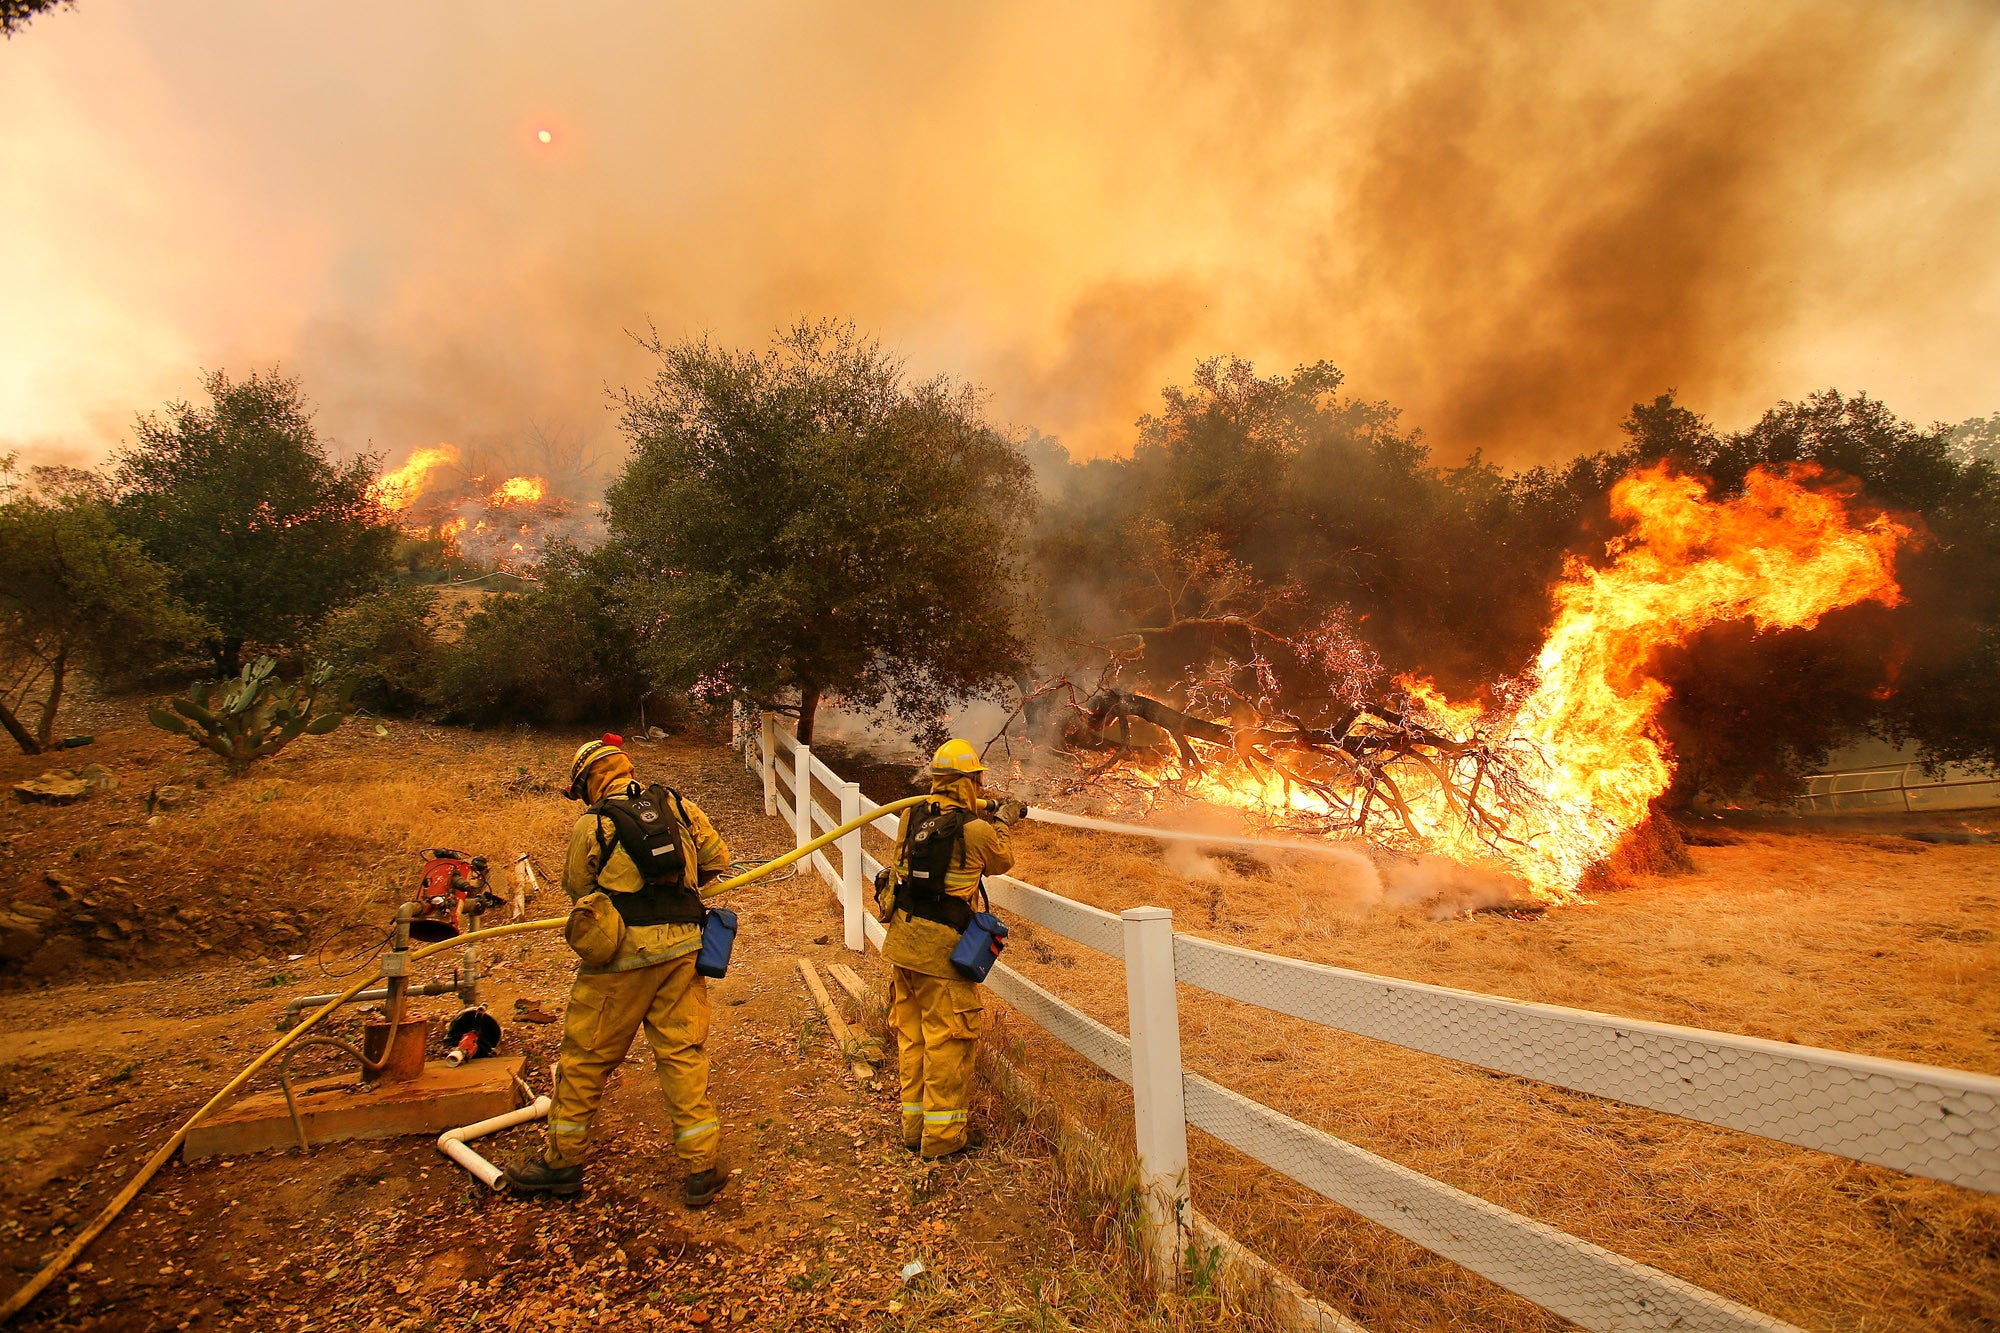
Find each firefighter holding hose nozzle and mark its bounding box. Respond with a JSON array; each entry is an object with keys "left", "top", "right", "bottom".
[
  {"left": 875, "top": 739, "right": 1024, "bottom": 1158},
  {"left": 505, "top": 735, "right": 735, "bottom": 1208}
]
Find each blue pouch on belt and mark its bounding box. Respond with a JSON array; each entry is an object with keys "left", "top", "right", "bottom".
[
  {"left": 950, "top": 910, "right": 1008, "bottom": 983},
  {"left": 696, "top": 907, "right": 738, "bottom": 978}
]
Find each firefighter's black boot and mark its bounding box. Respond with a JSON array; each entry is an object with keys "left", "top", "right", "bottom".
[
  {"left": 684, "top": 1164, "right": 727, "bottom": 1209},
  {"left": 922, "top": 1125, "right": 986, "bottom": 1162},
  {"left": 504, "top": 1153, "right": 583, "bottom": 1197}
]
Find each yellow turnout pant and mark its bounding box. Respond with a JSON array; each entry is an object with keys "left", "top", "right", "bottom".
[
  {"left": 889, "top": 965, "right": 982, "bottom": 1157},
  {"left": 545, "top": 952, "right": 719, "bottom": 1171}
]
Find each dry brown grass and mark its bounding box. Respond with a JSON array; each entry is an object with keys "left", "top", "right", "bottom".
[{"left": 984, "top": 816, "right": 2000, "bottom": 1331}]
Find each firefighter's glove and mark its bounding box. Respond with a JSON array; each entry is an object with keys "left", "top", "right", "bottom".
[{"left": 993, "top": 800, "right": 1028, "bottom": 826}]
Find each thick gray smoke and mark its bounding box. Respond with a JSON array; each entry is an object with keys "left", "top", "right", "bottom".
[{"left": 2, "top": 1, "right": 1996, "bottom": 477}]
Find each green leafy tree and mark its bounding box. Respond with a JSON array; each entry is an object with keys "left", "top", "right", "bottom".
[
  {"left": 1, "top": 0, "right": 73, "bottom": 38},
  {"left": 309, "top": 583, "right": 442, "bottom": 714},
  {"left": 608, "top": 320, "right": 1033, "bottom": 743},
  {"left": 1950, "top": 412, "right": 2000, "bottom": 468},
  {"left": 0, "top": 459, "right": 206, "bottom": 753},
  {"left": 114, "top": 369, "right": 395, "bottom": 675},
  {"left": 427, "top": 541, "right": 644, "bottom": 727}
]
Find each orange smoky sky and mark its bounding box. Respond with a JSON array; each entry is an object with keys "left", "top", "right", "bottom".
[{"left": 2, "top": 0, "right": 1997, "bottom": 479}]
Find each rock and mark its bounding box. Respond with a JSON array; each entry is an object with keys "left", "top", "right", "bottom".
[
  {"left": 8, "top": 903, "right": 56, "bottom": 925},
  {"left": 78, "top": 764, "right": 116, "bottom": 792},
  {"left": 22, "top": 936, "right": 83, "bottom": 978},
  {"left": 0, "top": 911, "right": 46, "bottom": 964},
  {"left": 43, "top": 870, "right": 79, "bottom": 900},
  {"left": 152, "top": 785, "right": 189, "bottom": 810},
  {"left": 13, "top": 773, "right": 91, "bottom": 805}
]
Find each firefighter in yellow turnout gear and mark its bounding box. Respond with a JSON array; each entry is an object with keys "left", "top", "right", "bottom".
[
  {"left": 506, "top": 737, "right": 735, "bottom": 1207},
  {"left": 878, "top": 739, "right": 1018, "bottom": 1158}
]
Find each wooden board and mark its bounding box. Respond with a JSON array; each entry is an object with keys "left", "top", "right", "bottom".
[
  {"left": 182, "top": 1055, "right": 529, "bottom": 1160},
  {"left": 827, "top": 962, "right": 873, "bottom": 1009},
  {"left": 795, "top": 958, "right": 876, "bottom": 1085}
]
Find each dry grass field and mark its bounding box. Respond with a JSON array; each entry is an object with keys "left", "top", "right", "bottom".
[{"left": 977, "top": 813, "right": 2000, "bottom": 1332}]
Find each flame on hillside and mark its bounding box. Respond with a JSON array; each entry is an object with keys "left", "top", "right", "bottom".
[
  {"left": 372, "top": 445, "right": 460, "bottom": 512},
  {"left": 368, "top": 444, "right": 602, "bottom": 571},
  {"left": 489, "top": 475, "right": 545, "bottom": 506},
  {"left": 1142, "top": 466, "right": 1908, "bottom": 900}
]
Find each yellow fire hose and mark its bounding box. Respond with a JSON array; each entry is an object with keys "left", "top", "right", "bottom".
[{"left": 0, "top": 796, "right": 923, "bottom": 1324}]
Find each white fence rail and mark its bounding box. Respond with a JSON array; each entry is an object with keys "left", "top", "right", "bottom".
[
  {"left": 734, "top": 711, "right": 1999, "bottom": 1332},
  {"left": 1799, "top": 762, "right": 2000, "bottom": 813}
]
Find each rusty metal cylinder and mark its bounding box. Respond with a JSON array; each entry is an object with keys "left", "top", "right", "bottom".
[{"left": 361, "top": 1016, "right": 431, "bottom": 1083}]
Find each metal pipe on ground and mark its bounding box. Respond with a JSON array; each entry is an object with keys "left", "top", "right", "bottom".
[{"left": 275, "top": 978, "right": 461, "bottom": 1030}]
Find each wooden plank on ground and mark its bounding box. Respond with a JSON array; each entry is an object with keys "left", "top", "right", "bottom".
[
  {"left": 827, "top": 962, "right": 872, "bottom": 1008},
  {"left": 796, "top": 958, "right": 875, "bottom": 1085},
  {"left": 184, "top": 1055, "right": 529, "bottom": 1160}
]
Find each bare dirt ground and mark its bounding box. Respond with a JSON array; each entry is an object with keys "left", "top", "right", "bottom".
[
  {"left": 0, "top": 710, "right": 1203, "bottom": 1332},
  {"left": 986, "top": 808, "right": 2000, "bottom": 1332}
]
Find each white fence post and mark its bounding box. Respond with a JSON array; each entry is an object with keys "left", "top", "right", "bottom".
[
  {"left": 794, "top": 742, "right": 813, "bottom": 851},
  {"left": 760, "top": 714, "right": 777, "bottom": 817},
  {"left": 839, "top": 781, "right": 865, "bottom": 952},
  {"left": 1122, "top": 905, "right": 1190, "bottom": 1286}
]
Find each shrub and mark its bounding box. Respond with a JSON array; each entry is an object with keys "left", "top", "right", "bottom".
[
  {"left": 310, "top": 584, "right": 441, "bottom": 714},
  {"left": 426, "top": 542, "right": 643, "bottom": 726}
]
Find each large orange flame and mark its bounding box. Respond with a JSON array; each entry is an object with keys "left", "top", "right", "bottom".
[
  {"left": 489, "top": 475, "right": 546, "bottom": 506},
  {"left": 1174, "top": 466, "right": 1908, "bottom": 900},
  {"left": 1502, "top": 465, "right": 1906, "bottom": 893},
  {"left": 371, "top": 445, "right": 460, "bottom": 511}
]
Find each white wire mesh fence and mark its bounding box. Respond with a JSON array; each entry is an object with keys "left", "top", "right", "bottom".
[{"left": 735, "top": 710, "right": 2000, "bottom": 1331}]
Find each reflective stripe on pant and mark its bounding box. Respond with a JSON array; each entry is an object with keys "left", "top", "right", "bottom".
[
  {"left": 888, "top": 965, "right": 982, "bottom": 1157},
  {"left": 546, "top": 950, "right": 719, "bottom": 1170}
]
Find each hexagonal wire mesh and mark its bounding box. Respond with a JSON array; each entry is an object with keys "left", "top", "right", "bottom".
[{"left": 1171, "top": 933, "right": 2000, "bottom": 1193}]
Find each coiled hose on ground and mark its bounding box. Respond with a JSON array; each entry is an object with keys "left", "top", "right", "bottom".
[{"left": 0, "top": 796, "right": 921, "bottom": 1324}]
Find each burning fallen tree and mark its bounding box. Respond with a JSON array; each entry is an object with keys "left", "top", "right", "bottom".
[{"left": 1024, "top": 466, "right": 1909, "bottom": 902}]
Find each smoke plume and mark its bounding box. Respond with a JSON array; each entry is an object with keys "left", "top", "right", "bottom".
[{"left": 2, "top": 1, "right": 1995, "bottom": 476}]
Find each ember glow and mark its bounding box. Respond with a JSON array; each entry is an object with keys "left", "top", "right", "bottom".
[
  {"left": 1162, "top": 467, "right": 1908, "bottom": 900},
  {"left": 489, "top": 475, "right": 546, "bottom": 506}
]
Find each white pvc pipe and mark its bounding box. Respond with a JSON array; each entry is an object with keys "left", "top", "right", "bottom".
[{"left": 436, "top": 1095, "right": 551, "bottom": 1191}]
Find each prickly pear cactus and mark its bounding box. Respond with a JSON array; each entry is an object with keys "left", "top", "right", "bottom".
[{"left": 148, "top": 658, "right": 353, "bottom": 775}]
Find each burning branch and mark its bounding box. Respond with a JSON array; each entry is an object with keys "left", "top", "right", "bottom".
[{"left": 1022, "top": 465, "right": 1908, "bottom": 903}]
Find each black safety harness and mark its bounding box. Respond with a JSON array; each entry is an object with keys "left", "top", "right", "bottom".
[
  {"left": 893, "top": 801, "right": 988, "bottom": 931},
  {"left": 590, "top": 782, "right": 706, "bottom": 926}
]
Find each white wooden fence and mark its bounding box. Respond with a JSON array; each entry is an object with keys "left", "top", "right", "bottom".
[
  {"left": 735, "top": 712, "right": 2000, "bottom": 1333},
  {"left": 1799, "top": 762, "right": 2000, "bottom": 814}
]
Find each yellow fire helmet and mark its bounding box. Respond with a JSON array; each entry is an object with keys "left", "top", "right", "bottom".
[
  {"left": 565, "top": 734, "right": 625, "bottom": 801},
  {"left": 929, "top": 738, "right": 986, "bottom": 777}
]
